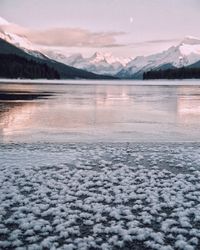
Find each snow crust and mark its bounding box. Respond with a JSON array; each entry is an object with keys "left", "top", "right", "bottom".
[{"left": 0, "top": 143, "right": 200, "bottom": 249}]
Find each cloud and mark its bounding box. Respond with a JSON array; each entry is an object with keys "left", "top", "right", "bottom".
[
  {"left": 128, "top": 38, "right": 180, "bottom": 47},
  {"left": 124, "top": 38, "right": 180, "bottom": 53},
  {"left": 0, "top": 20, "right": 125, "bottom": 48},
  {"left": 142, "top": 38, "right": 180, "bottom": 44},
  {"left": 23, "top": 28, "right": 125, "bottom": 48}
]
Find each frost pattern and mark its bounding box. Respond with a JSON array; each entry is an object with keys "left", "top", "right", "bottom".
[{"left": 0, "top": 143, "right": 200, "bottom": 249}]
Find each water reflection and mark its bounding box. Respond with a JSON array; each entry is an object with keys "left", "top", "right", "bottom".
[
  {"left": 177, "top": 98, "right": 200, "bottom": 124},
  {"left": 0, "top": 82, "right": 200, "bottom": 142},
  {"left": 0, "top": 102, "right": 40, "bottom": 142}
]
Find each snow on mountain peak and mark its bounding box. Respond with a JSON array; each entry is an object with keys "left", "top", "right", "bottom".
[
  {"left": 180, "top": 36, "right": 200, "bottom": 45},
  {"left": 1, "top": 16, "right": 200, "bottom": 78},
  {"left": 64, "top": 53, "right": 84, "bottom": 64},
  {"left": 0, "top": 21, "right": 47, "bottom": 60},
  {"left": 0, "top": 17, "right": 34, "bottom": 51},
  {"left": 119, "top": 36, "right": 200, "bottom": 78},
  {"left": 0, "top": 30, "right": 34, "bottom": 51},
  {"left": 0, "top": 16, "right": 9, "bottom": 26},
  {"left": 90, "top": 52, "right": 131, "bottom": 66},
  {"left": 90, "top": 52, "right": 115, "bottom": 63},
  {"left": 178, "top": 36, "right": 200, "bottom": 58},
  {"left": 43, "top": 50, "right": 132, "bottom": 75}
]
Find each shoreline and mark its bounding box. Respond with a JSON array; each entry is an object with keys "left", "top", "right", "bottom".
[{"left": 0, "top": 78, "right": 200, "bottom": 86}]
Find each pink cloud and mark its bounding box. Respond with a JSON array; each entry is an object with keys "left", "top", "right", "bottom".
[
  {"left": 0, "top": 20, "right": 125, "bottom": 48},
  {"left": 25, "top": 28, "right": 125, "bottom": 48}
]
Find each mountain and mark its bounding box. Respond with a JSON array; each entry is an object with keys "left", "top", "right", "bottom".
[
  {"left": 0, "top": 16, "right": 10, "bottom": 25},
  {"left": 117, "top": 36, "right": 200, "bottom": 79},
  {"left": 45, "top": 36, "right": 200, "bottom": 79},
  {"left": 0, "top": 52, "right": 60, "bottom": 79},
  {"left": 1, "top": 16, "right": 200, "bottom": 80},
  {"left": 45, "top": 51, "right": 132, "bottom": 75},
  {"left": 188, "top": 59, "right": 200, "bottom": 68},
  {"left": 0, "top": 16, "right": 122, "bottom": 78},
  {"left": 0, "top": 17, "right": 48, "bottom": 60},
  {"left": 0, "top": 17, "right": 115, "bottom": 79},
  {"left": 0, "top": 38, "right": 115, "bottom": 79}
]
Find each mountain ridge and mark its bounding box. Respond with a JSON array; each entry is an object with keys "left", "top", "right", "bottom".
[
  {"left": 45, "top": 36, "right": 200, "bottom": 79},
  {"left": 0, "top": 38, "right": 115, "bottom": 79},
  {"left": 1, "top": 16, "right": 200, "bottom": 79},
  {"left": 44, "top": 50, "right": 132, "bottom": 76},
  {"left": 0, "top": 17, "right": 115, "bottom": 80},
  {"left": 116, "top": 36, "right": 200, "bottom": 78}
]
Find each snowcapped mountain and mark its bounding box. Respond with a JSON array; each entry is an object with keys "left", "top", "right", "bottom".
[
  {"left": 1, "top": 15, "right": 200, "bottom": 79},
  {"left": 0, "top": 16, "right": 116, "bottom": 80},
  {"left": 0, "top": 16, "right": 9, "bottom": 25},
  {"left": 0, "top": 16, "right": 130, "bottom": 75},
  {"left": 117, "top": 36, "right": 200, "bottom": 78},
  {"left": 89, "top": 52, "right": 131, "bottom": 66},
  {"left": 45, "top": 51, "right": 132, "bottom": 75},
  {"left": 45, "top": 36, "right": 200, "bottom": 78},
  {"left": 0, "top": 17, "right": 47, "bottom": 59}
]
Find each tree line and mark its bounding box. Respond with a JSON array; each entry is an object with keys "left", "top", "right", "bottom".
[
  {"left": 0, "top": 54, "right": 60, "bottom": 79},
  {"left": 143, "top": 67, "right": 200, "bottom": 80}
]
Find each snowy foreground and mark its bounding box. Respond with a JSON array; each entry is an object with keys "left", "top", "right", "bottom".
[{"left": 0, "top": 143, "right": 200, "bottom": 250}]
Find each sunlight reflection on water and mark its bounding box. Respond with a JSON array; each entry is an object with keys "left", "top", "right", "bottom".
[{"left": 0, "top": 80, "right": 200, "bottom": 143}]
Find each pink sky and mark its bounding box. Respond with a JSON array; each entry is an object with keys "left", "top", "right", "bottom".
[{"left": 1, "top": 0, "right": 200, "bottom": 57}]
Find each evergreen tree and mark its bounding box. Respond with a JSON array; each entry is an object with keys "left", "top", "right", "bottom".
[
  {"left": 143, "top": 67, "right": 200, "bottom": 80},
  {"left": 0, "top": 54, "right": 60, "bottom": 79}
]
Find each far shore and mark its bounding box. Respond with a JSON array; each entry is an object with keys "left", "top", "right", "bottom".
[{"left": 0, "top": 78, "right": 200, "bottom": 86}]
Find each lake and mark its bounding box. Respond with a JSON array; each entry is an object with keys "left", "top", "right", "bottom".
[{"left": 0, "top": 80, "right": 200, "bottom": 143}]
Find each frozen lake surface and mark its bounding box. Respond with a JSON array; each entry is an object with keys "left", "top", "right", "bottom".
[
  {"left": 0, "top": 80, "right": 200, "bottom": 249},
  {"left": 0, "top": 80, "right": 200, "bottom": 143},
  {"left": 0, "top": 143, "right": 200, "bottom": 249}
]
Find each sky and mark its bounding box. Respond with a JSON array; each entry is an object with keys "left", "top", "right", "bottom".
[{"left": 1, "top": 0, "right": 200, "bottom": 57}]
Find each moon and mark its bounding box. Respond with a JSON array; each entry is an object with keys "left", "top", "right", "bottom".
[{"left": 130, "top": 17, "right": 134, "bottom": 24}]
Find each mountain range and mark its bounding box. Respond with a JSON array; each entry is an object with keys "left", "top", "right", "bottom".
[
  {"left": 0, "top": 17, "right": 114, "bottom": 79},
  {"left": 1, "top": 16, "right": 200, "bottom": 79},
  {"left": 45, "top": 36, "right": 200, "bottom": 79},
  {"left": 45, "top": 51, "right": 133, "bottom": 76},
  {"left": 117, "top": 36, "right": 200, "bottom": 79}
]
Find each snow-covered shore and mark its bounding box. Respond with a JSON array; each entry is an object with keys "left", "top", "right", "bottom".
[{"left": 0, "top": 143, "right": 200, "bottom": 249}]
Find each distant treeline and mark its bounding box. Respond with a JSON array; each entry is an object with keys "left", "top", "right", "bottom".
[
  {"left": 143, "top": 67, "right": 200, "bottom": 80},
  {"left": 0, "top": 54, "right": 60, "bottom": 79}
]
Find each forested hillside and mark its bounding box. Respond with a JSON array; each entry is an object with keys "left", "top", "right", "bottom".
[
  {"left": 0, "top": 54, "right": 60, "bottom": 79},
  {"left": 143, "top": 67, "right": 200, "bottom": 79}
]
